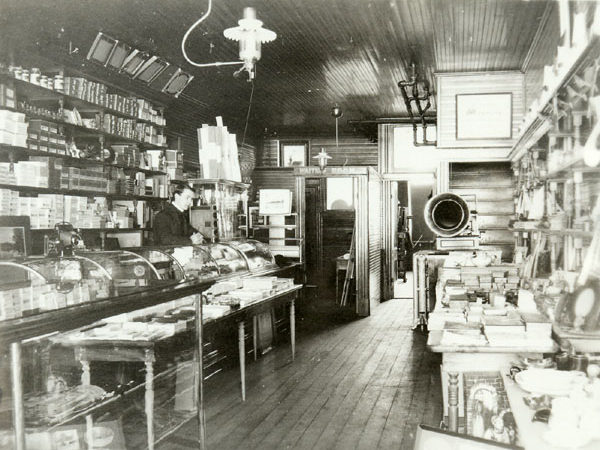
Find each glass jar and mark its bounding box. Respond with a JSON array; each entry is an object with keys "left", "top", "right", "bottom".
[
  {"left": 21, "top": 69, "right": 30, "bottom": 82},
  {"left": 30, "top": 68, "right": 41, "bottom": 85},
  {"left": 40, "top": 75, "right": 48, "bottom": 89}
]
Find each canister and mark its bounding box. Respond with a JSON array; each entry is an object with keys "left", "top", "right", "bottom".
[
  {"left": 21, "top": 69, "right": 30, "bottom": 82},
  {"left": 40, "top": 75, "right": 48, "bottom": 89},
  {"left": 569, "top": 354, "right": 589, "bottom": 372},
  {"left": 54, "top": 75, "right": 64, "bottom": 92}
]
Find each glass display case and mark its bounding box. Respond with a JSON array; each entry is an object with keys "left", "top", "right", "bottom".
[
  {"left": 205, "top": 243, "right": 248, "bottom": 275},
  {"left": 126, "top": 248, "right": 186, "bottom": 281},
  {"left": 227, "top": 239, "right": 276, "bottom": 270},
  {"left": 0, "top": 257, "right": 114, "bottom": 321},
  {"left": 74, "top": 251, "right": 164, "bottom": 291}
]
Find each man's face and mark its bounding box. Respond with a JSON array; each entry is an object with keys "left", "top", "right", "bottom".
[{"left": 174, "top": 189, "right": 195, "bottom": 210}]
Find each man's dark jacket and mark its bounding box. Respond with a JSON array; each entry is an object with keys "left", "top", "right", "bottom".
[{"left": 153, "top": 203, "right": 197, "bottom": 245}]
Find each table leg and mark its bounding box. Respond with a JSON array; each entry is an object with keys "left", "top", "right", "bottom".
[
  {"left": 238, "top": 321, "right": 246, "bottom": 401},
  {"left": 290, "top": 299, "right": 295, "bottom": 361},
  {"left": 10, "top": 342, "right": 25, "bottom": 450},
  {"left": 79, "top": 357, "right": 94, "bottom": 448},
  {"left": 448, "top": 372, "right": 459, "bottom": 432},
  {"left": 252, "top": 315, "right": 258, "bottom": 361},
  {"left": 336, "top": 268, "right": 339, "bottom": 302},
  {"left": 145, "top": 349, "right": 155, "bottom": 450}
]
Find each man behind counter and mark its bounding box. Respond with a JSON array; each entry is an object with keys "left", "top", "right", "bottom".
[{"left": 153, "top": 185, "right": 205, "bottom": 245}]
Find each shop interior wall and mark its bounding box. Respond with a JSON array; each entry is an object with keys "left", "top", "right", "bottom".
[{"left": 449, "top": 162, "right": 515, "bottom": 261}]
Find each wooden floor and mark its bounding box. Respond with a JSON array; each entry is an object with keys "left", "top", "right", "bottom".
[{"left": 163, "top": 298, "right": 442, "bottom": 450}]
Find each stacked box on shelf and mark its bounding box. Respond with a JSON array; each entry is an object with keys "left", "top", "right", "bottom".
[
  {"left": 14, "top": 161, "right": 49, "bottom": 187},
  {"left": 0, "top": 189, "right": 19, "bottom": 214},
  {"left": 0, "top": 80, "right": 16, "bottom": 108},
  {"left": 0, "top": 163, "right": 16, "bottom": 185},
  {"left": 0, "top": 110, "right": 27, "bottom": 147},
  {"left": 27, "top": 119, "right": 67, "bottom": 154}
]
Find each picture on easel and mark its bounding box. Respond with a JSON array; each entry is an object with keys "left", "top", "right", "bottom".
[{"left": 462, "top": 371, "right": 518, "bottom": 446}]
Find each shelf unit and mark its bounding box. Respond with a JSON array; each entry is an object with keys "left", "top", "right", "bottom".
[
  {"left": 0, "top": 66, "right": 173, "bottom": 247},
  {"left": 250, "top": 209, "right": 302, "bottom": 259}
]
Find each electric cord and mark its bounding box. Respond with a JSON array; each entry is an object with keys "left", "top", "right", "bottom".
[
  {"left": 181, "top": 0, "right": 244, "bottom": 69},
  {"left": 241, "top": 79, "right": 255, "bottom": 147}
]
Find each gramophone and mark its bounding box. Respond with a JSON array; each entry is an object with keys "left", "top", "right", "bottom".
[{"left": 424, "top": 192, "right": 480, "bottom": 250}]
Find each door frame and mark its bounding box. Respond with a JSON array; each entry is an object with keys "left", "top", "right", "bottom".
[{"left": 295, "top": 166, "right": 370, "bottom": 316}]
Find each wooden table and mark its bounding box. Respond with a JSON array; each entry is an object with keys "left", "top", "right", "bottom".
[
  {"left": 53, "top": 285, "right": 302, "bottom": 450},
  {"left": 427, "top": 330, "right": 557, "bottom": 432}
]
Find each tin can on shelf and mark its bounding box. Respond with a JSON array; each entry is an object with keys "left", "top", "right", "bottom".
[
  {"left": 53, "top": 75, "right": 64, "bottom": 92},
  {"left": 21, "top": 69, "right": 30, "bottom": 82},
  {"left": 40, "top": 75, "right": 48, "bottom": 89},
  {"left": 30, "top": 68, "right": 40, "bottom": 85}
]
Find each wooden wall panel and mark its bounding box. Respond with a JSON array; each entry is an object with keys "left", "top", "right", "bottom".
[
  {"left": 259, "top": 137, "right": 377, "bottom": 168},
  {"left": 436, "top": 72, "right": 525, "bottom": 148},
  {"left": 250, "top": 168, "right": 296, "bottom": 206},
  {"left": 368, "top": 170, "right": 383, "bottom": 310},
  {"left": 449, "top": 162, "right": 514, "bottom": 261}
]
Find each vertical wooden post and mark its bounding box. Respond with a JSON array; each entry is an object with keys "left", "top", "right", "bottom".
[
  {"left": 194, "top": 294, "right": 206, "bottom": 450},
  {"left": 238, "top": 321, "right": 246, "bottom": 401},
  {"left": 10, "top": 342, "right": 25, "bottom": 450}
]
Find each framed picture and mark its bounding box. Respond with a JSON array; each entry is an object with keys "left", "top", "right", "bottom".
[
  {"left": 414, "top": 424, "right": 522, "bottom": 450},
  {"left": 0, "top": 216, "right": 31, "bottom": 258},
  {"left": 462, "top": 371, "right": 518, "bottom": 446},
  {"left": 279, "top": 141, "right": 308, "bottom": 167},
  {"left": 456, "top": 93, "right": 512, "bottom": 140}
]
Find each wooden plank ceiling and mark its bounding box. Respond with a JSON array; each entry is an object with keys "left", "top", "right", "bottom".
[{"left": 0, "top": 0, "right": 552, "bottom": 147}]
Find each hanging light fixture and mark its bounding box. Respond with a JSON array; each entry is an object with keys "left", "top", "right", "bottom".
[
  {"left": 181, "top": 0, "right": 276, "bottom": 80},
  {"left": 224, "top": 7, "right": 277, "bottom": 80},
  {"left": 313, "top": 148, "right": 332, "bottom": 171},
  {"left": 331, "top": 104, "right": 343, "bottom": 147}
]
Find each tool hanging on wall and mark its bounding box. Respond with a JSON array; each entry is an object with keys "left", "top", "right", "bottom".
[{"left": 340, "top": 226, "right": 355, "bottom": 306}]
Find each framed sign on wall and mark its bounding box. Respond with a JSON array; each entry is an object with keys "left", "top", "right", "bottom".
[
  {"left": 279, "top": 141, "right": 308, "bottom": 167},
  {"left": 456, "top": 93, "right": 512, "bottom": 140}
]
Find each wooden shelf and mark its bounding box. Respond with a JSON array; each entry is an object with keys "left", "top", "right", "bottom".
[
  {"left": 6, "top": 107, "right": 168, "bottom": 150},
  {"left": 509, "top": 36, "right": 600, "bottom": 162},
  {"left": 0, "top": 183, "right": 166, "bottom": 201},
  {"left": 187, "top": 178, "right": 250, "bottom": 189},
  {"left": 2, "top": 74, "right": 165, "bottom": 127},
  {"left": 0, "top": 144, "right": 166, "bottom": 176},
  {"left": 29, "top": 227, "right": 149, "bottom": 232},
  {"left": 253, "top": 225, "right": 297, "bottom": 230},
  {"left": 509, "top": 226, "right": 593, "bottom": 238}
]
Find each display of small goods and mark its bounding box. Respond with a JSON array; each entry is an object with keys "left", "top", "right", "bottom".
[
  {"left": 23, "top": 384, "right": 109, "bottom": 426},
  {"left": 0, "top": 279, "right": 108, "bottom": 320},
  {"left": 203, "top": 276, "right": 295, "bottom": 308},
  {"left": 514, "top": 365, "right": 600, "bottom": 448}
]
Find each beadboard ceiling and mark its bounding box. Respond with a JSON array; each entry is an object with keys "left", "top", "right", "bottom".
[{"left": 0, "top": 0, "right": 556, "bottom": 147}]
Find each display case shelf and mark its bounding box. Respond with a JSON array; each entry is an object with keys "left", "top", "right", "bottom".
[{"left": 0, "top": 144, "right": 167, "bottom": 176}]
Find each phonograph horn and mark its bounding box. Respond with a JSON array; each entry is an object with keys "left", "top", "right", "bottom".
[{"left": 424, "top": 193, "right": 471, "bottom": 237}]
